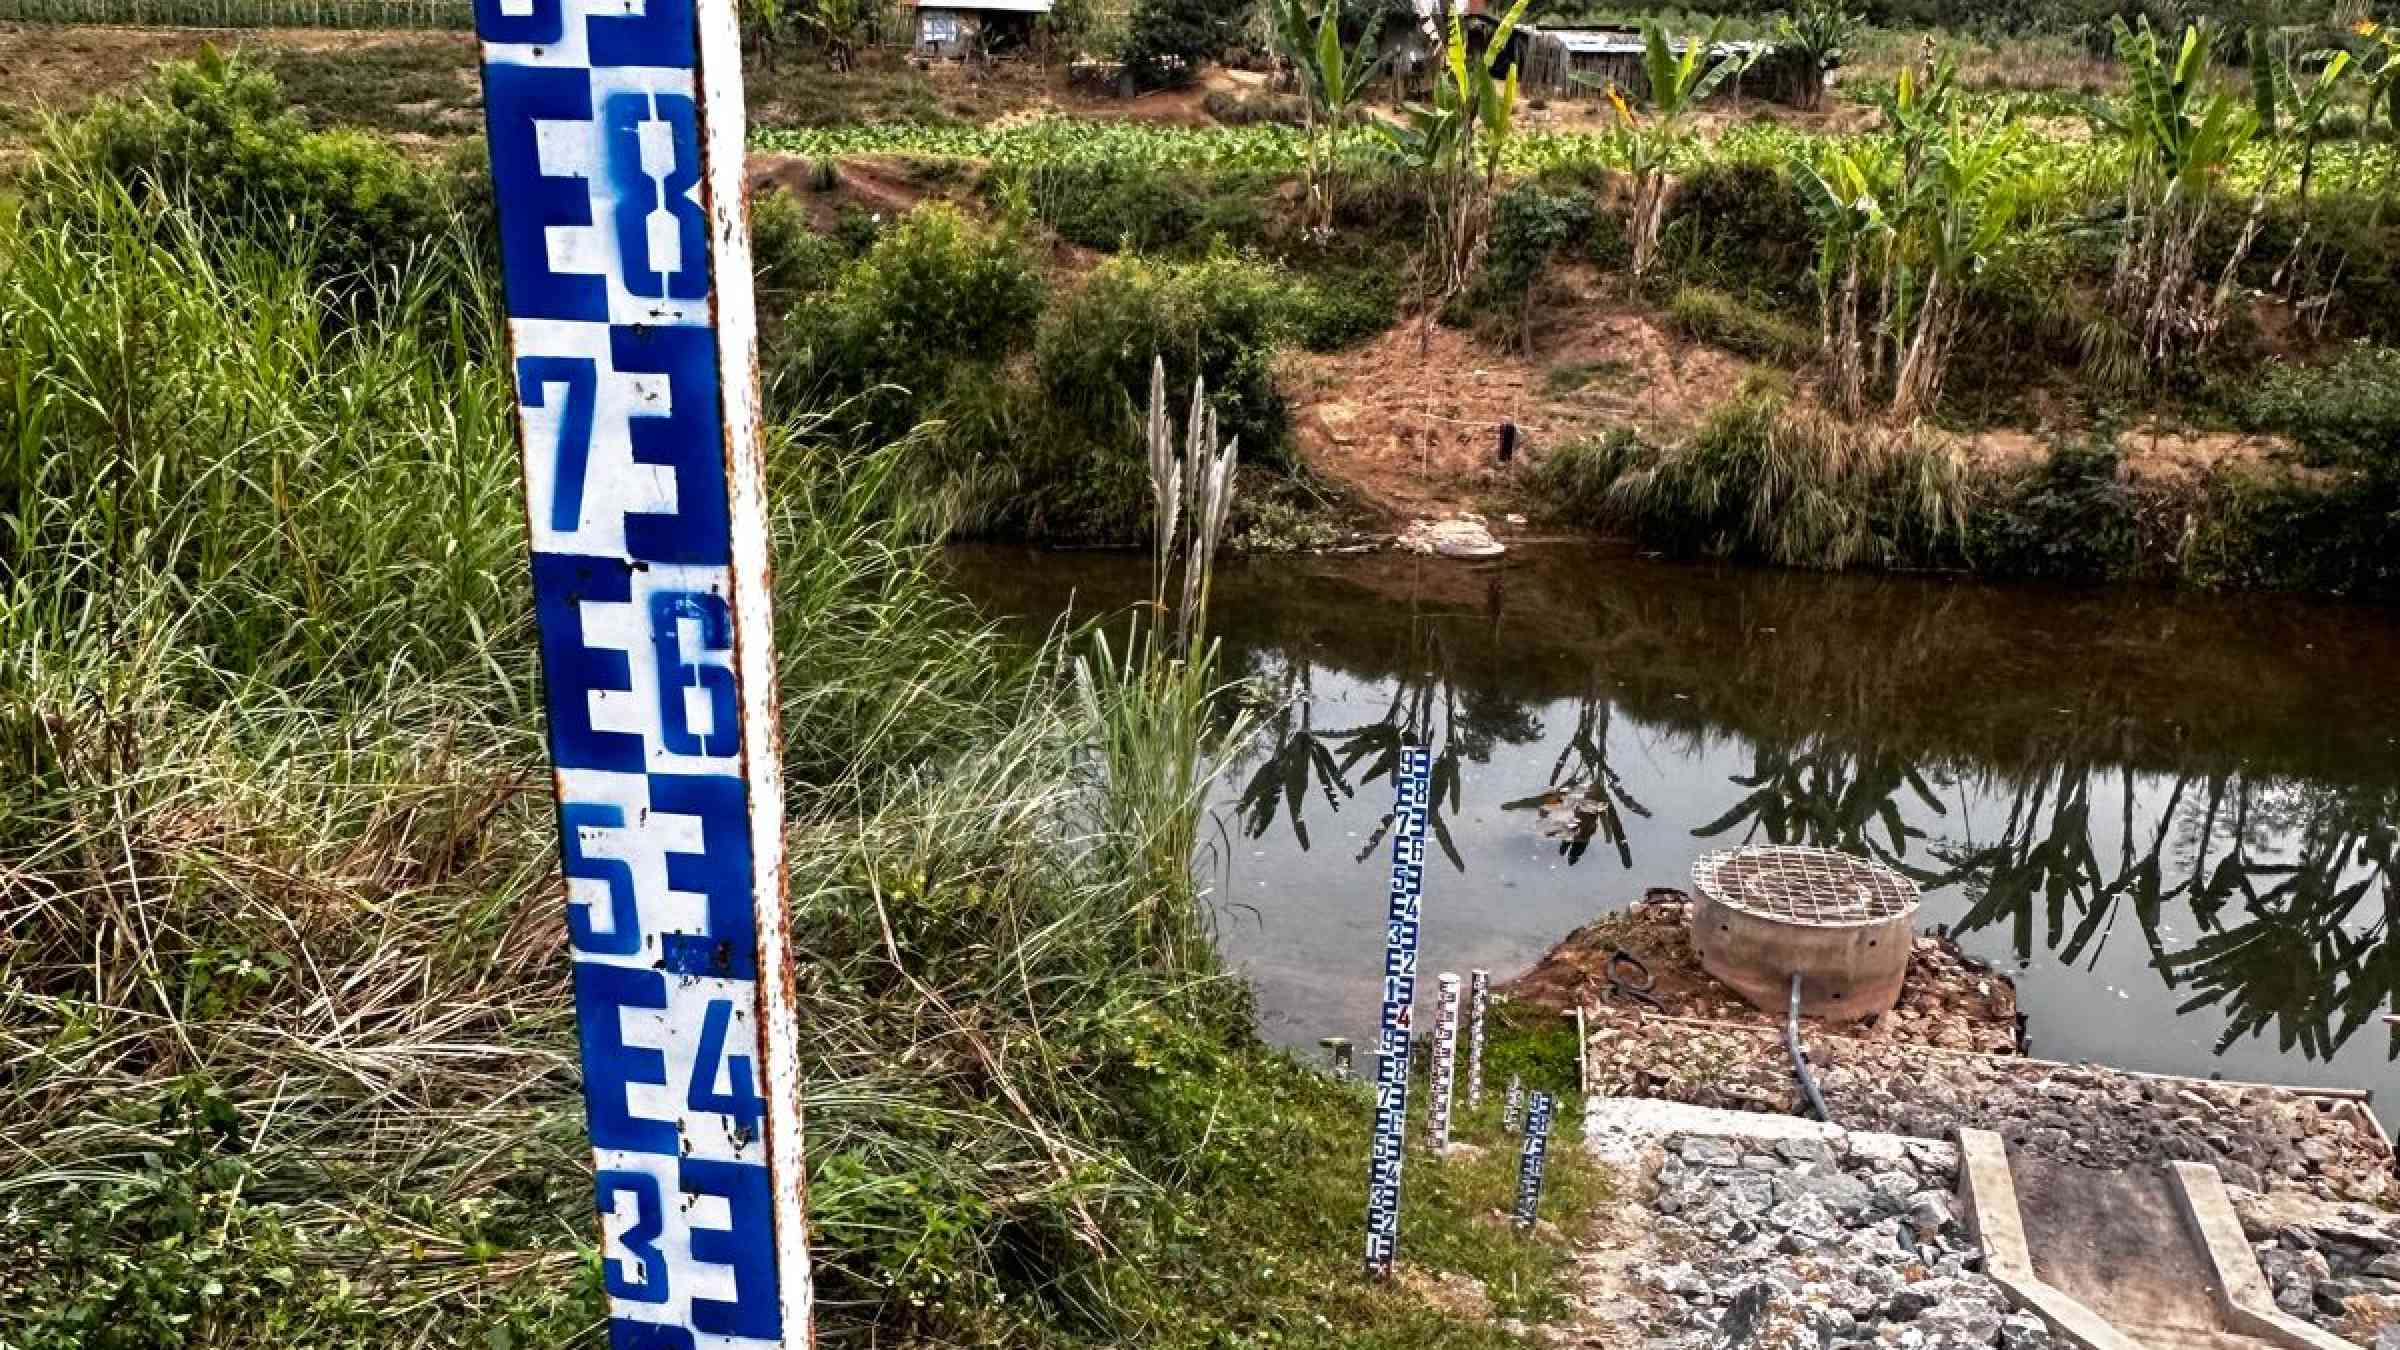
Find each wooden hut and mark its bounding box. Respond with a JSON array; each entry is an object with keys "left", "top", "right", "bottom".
[{"left": 1517, "top": 27, "right": 1810, "bottom": 106}]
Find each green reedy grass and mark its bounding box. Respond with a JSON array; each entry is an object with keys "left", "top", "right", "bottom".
[
  {"left": 1531, "top": 383, "right": 1973, "bottom": 571},
  {"left": 1665, "top": 284, "right": 1819, "bottom": 364},
  {"left": 1, "top": 80, "right": 1615, "bottom": 1345}
]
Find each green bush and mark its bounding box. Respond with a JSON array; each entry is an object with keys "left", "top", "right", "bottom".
[
  {"left": 1038, "top": 252, "right": 1294, "bottom": 464},
  {"left": 1119, "top": 0, "right": 1244, "bottom": 88},
  {"left": 749, "top": 186, "right": 847, "bottom": 315},
  {"left": 2232, "top": 344, "right": 2400, "bottom": 465},
  {"left": 41, "top": 47, "right": 450, "bottom": 290},
  {"left": 1480, "top": 180, "right": 1596, "bottom": 299},
  {"left": 991, "top": 159, "right": 1272, "bottom": 255},
  {"left": 2182, "top": 460, "right": 2400, "bottom": 597},
  {"left": 1666, "top": 284, "right": 1817, "bottom": 364},
  {"left": 1658, "top": 158, "right": 1816, "bottom": 300},
  {"left": 1285, "top": 268, "right": 1400, "bottom": 350},
  {"left": 777, "top": 203, "right": 1045, "bottom": 434},
  {"left": 1532, "top": 382, "right": 1972, "bottom": 570},
  {"left": 1967, "top": 442, "right": 2139, "bottom": 579}
]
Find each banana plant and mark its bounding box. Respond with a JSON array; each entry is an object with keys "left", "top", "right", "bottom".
[
  {"left": 1269, "top": 0, "right": 1393, "bottom": 236},
  {"left": 1597, "top": 20, "right": 1755, "bottom": 279},
  {"left": 2250, "top": 28, "right": 2352, "bottom": 207},
  {"left": 1887, "top": 114, "right": 2028, "bottom": 419},
  {"left": 2090, "top": 17, "right": 2262, "bottom": 367},
  {"left": 2350, "top": 18, "right": 2399, "bottom": 224},
  {"left": 1379, "top": 0, "right": 1531, "bottom": 301},
  {"left": 1773, "top": 0, "right": 1862, "bottom": 110},
  {"left": 1789, "top": 142, "right": 1891, "bottom": 417}
]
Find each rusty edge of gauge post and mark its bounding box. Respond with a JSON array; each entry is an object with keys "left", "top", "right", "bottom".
[
  {"left": 1365, "top": 745, "right": 1431, "bottom": 1279},
  {"left": 472, "top": 0, "right": 812, "bottom": 1339},
  {"left": 1465, "top": 969, "right": 1489, "bottom": 1109}
]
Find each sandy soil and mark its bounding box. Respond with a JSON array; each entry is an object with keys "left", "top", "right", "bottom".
[
  {"left": 0, "top": 22, "right": 242, "bottom": 115},
  {"left": 1287, "top": 284, "right": 1749, "bottom": 527}
]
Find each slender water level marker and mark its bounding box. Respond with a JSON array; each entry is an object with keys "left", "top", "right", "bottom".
[
  {"left": 1365, "top": 745, "right": 1432, "bottom": 1278},
  {"left": 472, "top": 0, "right": 813, "bottom": 1342},
  {"left": 1502, "top": 1075, "right": 1523, "bottom": 1134},
  {"left": 1465, "top": 969, "right": 1490, "bottom": 1109},
  {"left": 1513, "top": 1091, "right": 1556, "bottom": 1231},
  {"left": 1427, "top": 972, "right": 1461, "bottom": 1150}
]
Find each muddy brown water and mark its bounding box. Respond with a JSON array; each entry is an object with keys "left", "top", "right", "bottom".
[{"left": 943, "top": 542, "right": 2400, "bottom": 1119}]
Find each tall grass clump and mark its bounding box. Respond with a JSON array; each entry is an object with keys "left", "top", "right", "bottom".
[
  {"left": 3, "top": 60, "right": 1608, "bottom": 1349},
  {"left": 1073, "top": 358, "right": 1247, "bottom": 971},
  {"left": 1535, "top": 381, "right": 1972, "bottom": 569}
]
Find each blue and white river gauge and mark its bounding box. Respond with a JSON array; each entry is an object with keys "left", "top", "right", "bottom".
[
  {"left": 1366, "top": 745, "right": 1432, "bottom": 1277},
  {"left": 470, "top": 0, "right": 815, "bottom": 1343}
]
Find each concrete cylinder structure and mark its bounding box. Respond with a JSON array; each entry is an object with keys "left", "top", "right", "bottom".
[{"left": 1691, "top": 845, "right": 1919, "bottom": 1022}]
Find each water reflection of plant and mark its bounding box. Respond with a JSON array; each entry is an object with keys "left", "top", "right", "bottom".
[
  {"left": 1672, "top": 733, "right": 2400, "bottom": 1069},
  {"left": 1499, "top": 685, "right": 1653, "bottom": 867},
  {"left": 2158, "top": 782, "right": 2399, "bottom": 1062},
  {"left": 1215, "top": 615, "right": 2398, "bottom": 1069},
  {"left": 1231, "top": 651, "right": 1550, "bottom": 873},
  {"left": 1688, "top": 738, "right": 1945, "bottom": 862},
  {"left": 1916, "top": 762, "right": 2400, "bottom": 1066}
]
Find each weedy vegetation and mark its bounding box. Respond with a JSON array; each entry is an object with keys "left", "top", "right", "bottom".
[{"left": 0, "top": 52, "right": 1613, "bottom": 1350}]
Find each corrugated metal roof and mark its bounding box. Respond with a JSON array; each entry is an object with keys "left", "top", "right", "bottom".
[{"left": 1529, "top": 27, "right": 1773, "bottom": 59}]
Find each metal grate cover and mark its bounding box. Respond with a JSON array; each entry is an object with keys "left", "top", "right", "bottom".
[{"left": 1692, "top": 845, "right": 1919, "bottom": 928}]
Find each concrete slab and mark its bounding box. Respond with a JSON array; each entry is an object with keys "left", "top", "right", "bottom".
[
  {"left": 1955, "top": 1127, "right": 2146, "bottom": 1350},
  {"left": 2016, "top": 1152, "right": 2256, "bottom": 1350},
  {"left": 2167, "top": 1161, "right": 2360, "bottom": 1350},
  {"left": 1580, "top": 1097, "right": 1843, "bottom": 1173}
]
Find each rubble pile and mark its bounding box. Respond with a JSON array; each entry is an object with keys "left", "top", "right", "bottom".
[
  {"left": 2238, "top": 1195, "right": 2400, "bottom": 1346},
  {"left": 1510, "top": 896, "right": 2022, "bottom": 1056},
  {"left": 1632, "top": 1132, "right": 2051, "bottom": 1349},
  {"left": 1587, "top": 1027, "right": 2393, "bottom": 1206}
]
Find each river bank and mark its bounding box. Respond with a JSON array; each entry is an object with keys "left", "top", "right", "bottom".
[{"left": 948, "top": 541, "right": 2400, "bottom": 1113}]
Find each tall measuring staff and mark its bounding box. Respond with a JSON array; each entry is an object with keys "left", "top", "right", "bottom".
[
  {"left": 1366, "top": 745, "right": 1432, "bottom": 1277},
  {"left": 470, "top": 0, "right": 814, "bottom": 1342}
]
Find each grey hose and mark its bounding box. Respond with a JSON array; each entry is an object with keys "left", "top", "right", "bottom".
[{"left": 1787, "top": 973, "right": 1834, "bottom": 1124}]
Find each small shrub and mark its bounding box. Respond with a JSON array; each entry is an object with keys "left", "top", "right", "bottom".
[
  {"left": 1667, "top": 285, "right": 1817, "bottom": 365},
  {"left": 778, "top": 203, "right": 1044, "bottom": 433},
  {"left": 1039, "top": 252, "right": 1293, "bottom": 464},
  {"left": 1119, "top": 0, "right": 1244, "bottom": 88},
  {"left": 990, "top": 160, "right": 1270, "bottom": 255},
  {"left": 2231, "top": 344, "right": 2400, "bottom": 466},
  {"left": 2182, "top": 460, "right": 2400, "bottom": 597},
  {"left": 750, "top": 186, "right": 846, "bottom": 312},
  {"left": 1967, "top": 442, "right": 2138, "bottom": 580},
  {"left": 1469, "top": 181, "right": 1595, "bottom": 342},
  {"left": 1658, "top": 159, "right": 1815, "bottom": 300},
  {"left": 1284, "top": 268, "right": 1399, "bottom": 350},
  {"left": 41, "top": 47, "right": 449, "bottom": 290}
]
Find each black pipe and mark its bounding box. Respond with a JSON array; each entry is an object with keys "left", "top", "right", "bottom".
[{"left": 1787, "top": 972, "right": 1833, "bottom": 1124}]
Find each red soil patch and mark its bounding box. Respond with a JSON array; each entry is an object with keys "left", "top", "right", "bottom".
[
  {"left": 1506, "top": 891, "right": 2023, "bottom": 1057},
  {"left": 1288, "top": 286, "right": 1748, "bottom": 526}
]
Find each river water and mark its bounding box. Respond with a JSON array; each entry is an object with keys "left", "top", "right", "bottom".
[{"left": 945, "top": 543, "right": 2400, "bottom": 1110}]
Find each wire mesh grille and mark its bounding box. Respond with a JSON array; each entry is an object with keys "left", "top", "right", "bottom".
[{"left": 1691, "top": 845, "right": 1919, "bottom": 927}]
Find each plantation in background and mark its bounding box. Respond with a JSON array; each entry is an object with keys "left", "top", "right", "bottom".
[{"left": 0, "top": 0, "right": 466, "bottom": 26}]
